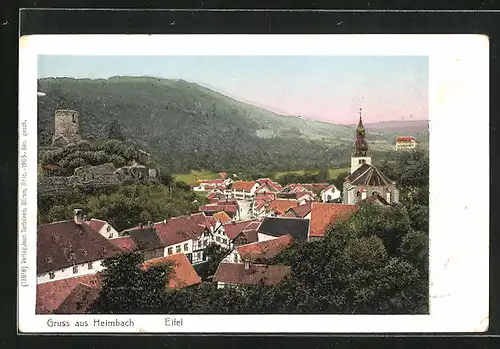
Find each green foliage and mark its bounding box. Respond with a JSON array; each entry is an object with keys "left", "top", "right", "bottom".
[
  {"left": 91, "top": 252, "right": 173, "bottom": 314},
  {"left": 193, "top": 243, "right": 230, "bottom": 281},
  {"left": 38, "top": 183, "right": 208, "bottom": 231},
  {"left": 108, "top": 119, "right": 125, "bottom": 141},
  {"left": 40, "top": 139, "right": 136, "bottom": 175}
]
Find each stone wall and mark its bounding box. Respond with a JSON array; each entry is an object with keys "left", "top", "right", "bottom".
[{"left": 53, "top": 109, "right": 81, "bottom": 145}]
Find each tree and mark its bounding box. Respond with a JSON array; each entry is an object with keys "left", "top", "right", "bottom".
[
  {"left": 194, "top": 243, "right": 230, "bottom": 281},
  {"left": 91, "top": 252, "right": 173, "bottom": 314},
  {"left": 108, "top": 120, "right": 125, "bottom": 141}
]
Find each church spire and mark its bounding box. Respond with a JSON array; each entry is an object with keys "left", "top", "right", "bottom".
[{"left": 353, "top": 108, "right": 369, "bottom": 157}]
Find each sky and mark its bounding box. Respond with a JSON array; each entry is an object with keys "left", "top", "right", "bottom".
[{"left": 38, "top": 55, "right": 428, "bottom": 124}]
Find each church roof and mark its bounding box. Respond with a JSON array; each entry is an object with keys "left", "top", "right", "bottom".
[{"left": 346, "top": 163, "right": 394, "bottom": 187}]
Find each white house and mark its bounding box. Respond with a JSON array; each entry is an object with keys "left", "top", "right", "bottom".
[
  {"left": 320, "top": 185, "right": 341, "bottom": 203},
  {"left": 37, "top": 210, "right": 123, "bottom": 284},
  {"left": 84, "top": 218, "right": 120, "bottom": 239},
  {"left": 227, "top": 181, "right": 259, "bottom": 201}
]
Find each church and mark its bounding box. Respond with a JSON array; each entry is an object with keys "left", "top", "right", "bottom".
[{"left": 342, "top": 109, "right": 399, "bottom": 205}]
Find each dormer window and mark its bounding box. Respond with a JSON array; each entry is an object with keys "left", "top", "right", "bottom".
[
  {"left": 81, "top": 249, "right": 87, "bottom": 256},
  {"left": 69, "top": 252, "right": 75, "bottom": 262},
  {"left": 49, "top": 271, "right": 55, "bottom": 279},
  {"left": 45, "top": 256, "right": 53, "bottom": 264}
]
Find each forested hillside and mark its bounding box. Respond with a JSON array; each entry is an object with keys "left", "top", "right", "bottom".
[{"left": 38, "top": 77, "right": 422, "bottom": 173}]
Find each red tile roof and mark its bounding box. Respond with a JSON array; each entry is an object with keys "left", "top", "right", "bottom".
[
  {"left": 222, "top": 220, "right": 258, "bottom": 240},
  {"left": 141, "top": 253, "right": 201, "bottom": 289},
  {"left": 214, "top": 263, "right": 290, "bottom": 286},
  {"left": 190, "top": 212, "right": 215, "bottom": 230},
  {"left": 206, "top": 216, "right": 217, "bottom": 228},
  {"left": 286, "top": 203, "right": 312, "bottom": 218},
  {"left": 37, "top": 220, "right": 124, "bottom": 274},
  {"left": 36, "top": 274, "right": 102, "bottom": 314},
  {"left": 54, "top": 283, "right": 100, "bottom": 314},
  {"left": 320, "top": 184, "right": 337, "bottom": 193},
  {"left": 219, "top": 172, "right": 228, "bottom": 179},
  {"left": 42, "top": 163, "right": 60, "bottom": 170},
  {"left": 84, "top": 218, "right": 107, "bottom": 232},
  {"left": 199, "top": 204, "right": 238, "bottom": 214},
  {"left": 109, "top": 236, "right": 137, "bottom": 252},
  {"left": 268, "top": 199, "right": 300, "bottom": 215},
  {"left": 396, "top": 136, "right": 416, "bottom": 142},
  {"left": 154, "top": 217, "right": 206, "bottom": 247},
  {"left": 213, "top": 211, "right": 232, "bottom": 223},
  {"left": 308, "top": 203, "right": 358, "bottom": 238},
  {"left": 230, "top": 181, "right": 257, "bottom": 191},
  {"left": 236, "top": 235, "right": 294, "bottom": 262}
]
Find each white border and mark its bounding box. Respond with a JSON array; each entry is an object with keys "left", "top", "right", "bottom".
[{"left": 18, "top": 34, "right": 489, "bottom": 333}]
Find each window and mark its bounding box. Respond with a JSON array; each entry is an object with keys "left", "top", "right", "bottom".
[
  {"left": 203, "top": 240, "right": 207, "bottom": 247},
  {"left": 176, "top": 245, "right": 181, "bottom": 253},
  {"left": 184, "top": 243, "right": 188, "bottom": 251},
  {"left": 49, "top": 271, "right": 55, "bottom": 279},
  {"left": 222, "top": 239, "right": 227, "bottom": 245},
  {"left": 216, "top": 237, "right": 221, "bottom": 242},
  {"left": 88, "top": 262, "right": 93, "bottom": 270},
  {"left": 372, "top": 191, "right": 379, "bottom": 196},
  {"left": 167, "top": 247, "right": 173, "bottom": 255},
  {"left": 73, "top": 265, "right": 78, "bottom": 274}
]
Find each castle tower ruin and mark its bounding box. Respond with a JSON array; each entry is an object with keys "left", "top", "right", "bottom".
[{"left": 52, "top": 109, "right": 82, "bottom": 146}]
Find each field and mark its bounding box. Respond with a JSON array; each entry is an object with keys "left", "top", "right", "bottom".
[{"left": 172, "top": 170, "right": 220, "bottom": 185}]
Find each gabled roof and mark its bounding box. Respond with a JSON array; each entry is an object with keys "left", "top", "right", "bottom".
[
  {"left": 285, "top": 203, "right": 312, "bottom": 218},
  {"left": 267, "top": 199, "right": 300, "bottom": 215},
  {"left": 141, "top": 253, "right": 201, "bottom": 289},
  {"left": 125, "top": 226, "right": 164, "bottom": 251},
  {"left": 236, "top": 235, "right": 294, "bottom": 262},
  {"left": 54, "top": 282, "right": 100, "bottom": 314},
  {"left": 396, "top": 136, "right": 416, "bottom": 142},
  {"left": 36, "top": 274, "right": 101, "bottom": 314},
  {"left": 320, "top": 184, "right": 337, "bottom": 194},
  {"left": 296, "top": 191, "right": 315, "bottom": 200},
  {"left": 222, "top": 220, "right": 258, "bottom": 240},
  {"left": 258, "top": 217, "right": 310, "bottom": 242},
  {"left": 109, "top": 236, "right": 137, "bottom": 252},
  {"left": 37, "top": 220, "right": 123, "bottom": 274},
  {"left": 84, "top": 218, "right": 107, "bottom": 232},
  {"left": 190, "top": 212, "right": 215, "bottom": 230},
  {"left": 214, "top": 263, "right": 290, "bottom": 286},
  {"left": 213, "top": 211, "right": 232, "bottom": 224},
  {"left": 308, "top": 203, "right": 358, "bottom": 238},
  {"left": 345, "top": 164, "right": 394, "bottom": 187},
  {"left": 230, "top": 181, "right": 257, "bottom": 191},
  {"left": 199, "top": 204, "right": 238, "bottom": 214},
  {"left": 154, "top": 217, "right": 206, "bottom": 247}
]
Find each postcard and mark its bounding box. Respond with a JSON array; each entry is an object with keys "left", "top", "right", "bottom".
[{"left": 18, "top": 34, "right": 489, "bottom": 333}]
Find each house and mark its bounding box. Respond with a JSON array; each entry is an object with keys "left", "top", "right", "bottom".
[
  {"left": 308, "top": 203, "right": 358, "bottom": 241},
  {"left": 108, "top": 236, "right": 138, "bottom": 252},
  {"left": 223, "top": 234, "right": 294, "bottom": 264},
  {"left": 214, "top": 262, "right": 290, "bottom": 289},
  {"left": 207, "top": 189, "right": 227, "bottom": 203},
  {"left": 141, "top": 253, "right": 201, "bottom": 289},
  {"left": 122, "top": 224, "right": 165, "bottom": 261},
  {"left": 216, "top": 219, "right": 260, "bottom": 250},
  {"left": 295, "top": 191, "right": 317, "bottom": 204},
  {"left": 53, "top": 282, "right": 100, "bottom": 314},
  {"left": 395, "top": 136, "right": 418, "bottom": 151},
  {"left": 227, "top": 181, "right": 259, "bottom": 201},
  {"left": 254, "top": 178, "right": 283, "bottom": 194},
  {"left": 41, "top": 163, "right": 62, "bottom": 176},
  {"left": 199, "top": 203, "right": 239, "bottom": 219},
  {"left": 320, "top": 185, "right": 342, "bottom": 203},
  {"left": 257, "top": 217, "right": 310, "bottom": 242},
  {"left": 265, "top": 199, "right": 301, "bottom": 217},
  {"left": 36, "top": 273, "right": 101, "bottom": 314},
  {"left": 84, "top": 218, "right": 120, "bottom": 239},
  {"left": 283, "top": 203, "right": 312, "bottom": 219},
  {"left": 213, "top": 211, "right": 232, "bottom": 224},
  {"left": 154, "top": 216, "right": 211, "bottom": 264},
  {"left": 37, "top": 209, "right": 123, "bottom": 284},
  {"left": 232, "top": 221, "right": 260, "bottom": 246}
]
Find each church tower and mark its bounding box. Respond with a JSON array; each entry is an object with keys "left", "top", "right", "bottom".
[{"left": 350, "top": 108, "right": 372, "bottom": 173}]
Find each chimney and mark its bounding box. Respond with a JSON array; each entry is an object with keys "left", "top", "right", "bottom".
[
  {"left": 74, "top": 209, "right": 83, "bottom": 225},
  {"left": 83, "top": 214, "right": 88, "bottom": 221},
  {"left": 139, "top": 223, "right": 143, "bottom": 229},
  {"left": 244, "top": 259, "right": 250, "bottom": 270}
]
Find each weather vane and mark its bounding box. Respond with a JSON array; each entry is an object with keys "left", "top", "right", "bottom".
[{"left": 358, "top": 108, "right": 363, "bottom": 118}]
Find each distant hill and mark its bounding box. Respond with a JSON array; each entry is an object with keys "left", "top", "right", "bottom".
[
  {"left": 361, "top": 120, "right": 429, "bottom": 134},
  {"left": 37, "top": 77, "right": 425, "bottom": 173}
]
